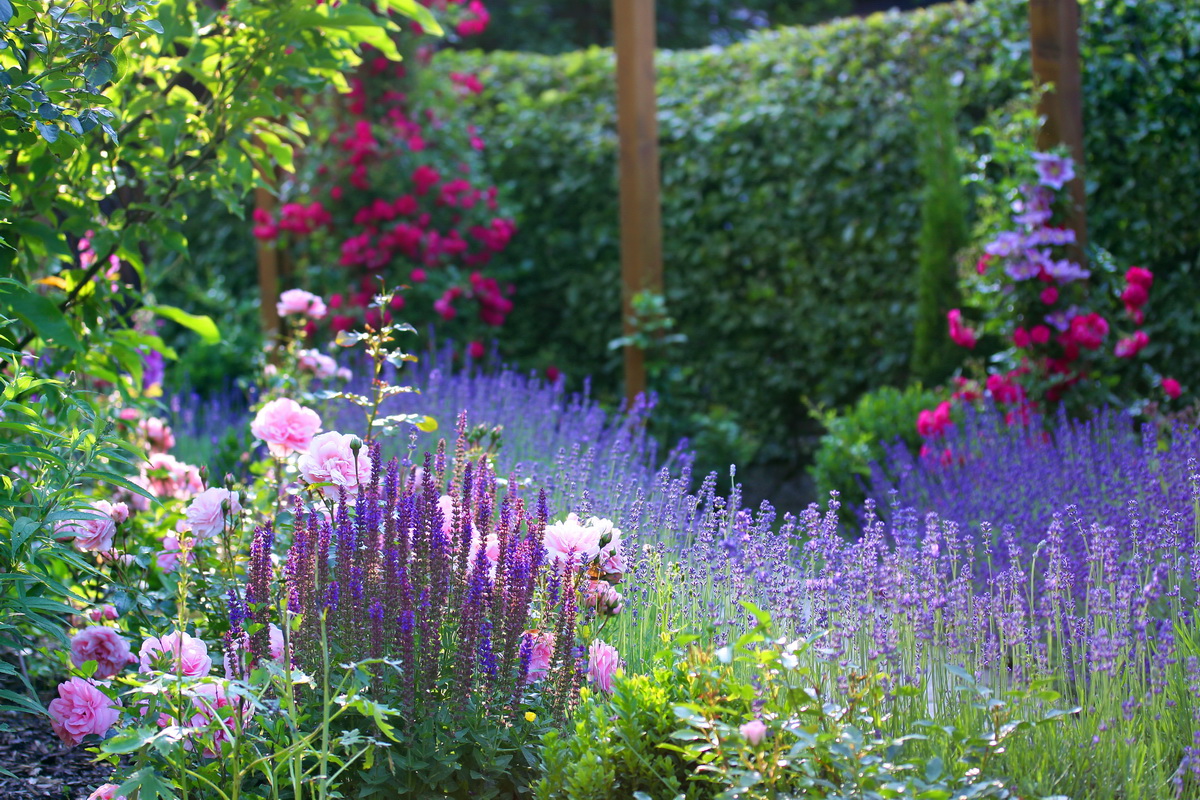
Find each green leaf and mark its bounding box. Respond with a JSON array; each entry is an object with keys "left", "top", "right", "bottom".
[
  {"left": 146, "top": 304, "right": 220, "bottom": 344},
  {"left": 0, "top": 0, "right": 12, "bottom": 25},
  {"left": 0, "top": 279, "right": 81, "bottom": 351}
]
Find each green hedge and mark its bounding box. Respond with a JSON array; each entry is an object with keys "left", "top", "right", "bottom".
[{"left": 437, "top": 0, "right": 1200, "bottom": 455}]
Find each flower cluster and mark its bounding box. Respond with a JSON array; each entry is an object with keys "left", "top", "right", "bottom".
[
  {"left": 236, "top": 416, "right": 588, "bottom": 726},
  {"left": 916, "top": 151, "right": 1183, "bottom": 450},
  {"left": 255, "top": 0, "right": 514, "bottom": 359}
]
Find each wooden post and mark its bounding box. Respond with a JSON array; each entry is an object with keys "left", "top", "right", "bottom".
[
  {"left": 613, "top": 0, "right": 663, "bottom": 405},
  {"left": 255, "top": 186, "right": 281, "bottom": 336},
  {"left": 1029, "top": 0, "right": 1087, "bottom": 259}
]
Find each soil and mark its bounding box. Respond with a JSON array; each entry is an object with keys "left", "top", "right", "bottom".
[{"left": 0, "top": 702, "right": 118, "bottom": 799}]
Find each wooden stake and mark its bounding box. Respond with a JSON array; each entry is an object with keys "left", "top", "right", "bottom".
[
  {"left": 1029, "top": 0, "right": 1087, "bottom": 260},
  {"left": 613, "top": 0, "right": 663, "bottom": 405}
]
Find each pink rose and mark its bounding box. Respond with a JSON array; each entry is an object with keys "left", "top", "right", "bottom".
[
  {"left": 542, "top": 513, "right": 601, "bottom": 570},
  {"left": 48, "top": 677, "right": 121, "bottom": 746},
  {"left": 188, "top": 682, "right": 240, "bottom": 758},
  {"left": 1164, "top": 377, "right": 1182, "bottom": 399},
  {"left": 94, "top": 500, "right": 130, "bottom": 524},
  {"left": 524, "top": 631, "right": 555, "bottom": 682},
  {"left": 142, "top": 453, "right": 203, "bottom": 500},
  {"left": 586, "top": 640, "right": 621, "bottom": 694},
  {"left": 740, "top": 719, "right": 768, "bottom": 746},
  {"left": 277, "top": 289, "right": 327, "bottom": 320},
  {"left": 70, "top": 627, "right": 135, "bottom": 679},
  {"left": 185, "top": 488, "right": 241, "bottom": 539},
  {"left": 297, "top": 432, "right": 372, "bottom": 499},
  {"left": 137, "top": 417, "right": 176, "bottom": 453},
  {"left": 251, "top": 398, "right": 322, "bottom": 457},
  {"left": 269, "top": 623, "right": 285, "bottom": 661},
  {"left": 87, "top": 784, "right": 126, "bottom": 800},
  {"left": 58, "top": 505, "right": 117, "bottom": 553},
  {"left": 298, "top": 349, "right": 338, "bottom": 379},
  {"left": 581, "top": 581, "right": 624, "bottom": 617},
  {"left": 87, "top": 605, "right": 119, "bottom": 623},
  {"left": 139, "top": 630, "right": 212, "bottom": 677}
]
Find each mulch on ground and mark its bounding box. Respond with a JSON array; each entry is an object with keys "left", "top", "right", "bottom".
[{"left": 0, "top": 708, "right": 117, "bottom": 800}]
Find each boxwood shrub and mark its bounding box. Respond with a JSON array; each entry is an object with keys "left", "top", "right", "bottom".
[{"left": 436, "top": 0, "right": 1200, "bottom": 458}]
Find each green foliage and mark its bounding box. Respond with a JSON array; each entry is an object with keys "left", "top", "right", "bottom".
[
  {"left": 808, "top": 383, "right": 941, "bottom": 512},
  {"left": 539, "top": 609, "right": 1062, "bottom": 799},
  {"left": 912, "top": 68, "right": 968, "bottom": 387},
  {"left": 438, "top": 0, "right": 1200, "bottom": 460},
  {"left": 0, "top": 358, "right": 147, "bottom": 712},
  {"left": 464, "top": 0, "right": 849, "bottom": 54}
]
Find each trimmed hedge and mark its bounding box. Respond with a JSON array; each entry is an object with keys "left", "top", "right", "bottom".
[{"left": 437, "top": 0, "right": 1200, "bottom": 455}]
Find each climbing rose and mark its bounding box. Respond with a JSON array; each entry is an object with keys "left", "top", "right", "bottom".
[
  {"left": 947, "top": 309, "right": 977, "bottom": 349},
  {"left": 251, "top": 398, "right": 322, "bottom": 457},
  {"left": 70, "top": 627, "right": 135, "bottom": 679},
  {"left": 48, "top": 678, "right": 121, "bottom": 746}
]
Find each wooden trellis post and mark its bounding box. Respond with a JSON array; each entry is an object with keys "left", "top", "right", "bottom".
[
  {"left": 255, "top": 186, "right": 281, "bottom": 336},
  {"left": 1029, "top": 0, "right": 1087, "bottom": 260},
  {"left": 613, "top": 0, "right": 663, "bottom": 405}
]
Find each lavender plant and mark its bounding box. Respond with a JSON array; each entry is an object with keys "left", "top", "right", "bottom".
[{"left": 233, "top": 425, "right": 585, "bottom": 797}]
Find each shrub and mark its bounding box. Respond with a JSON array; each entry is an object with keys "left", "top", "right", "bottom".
[
  {"left": 911, "top": 68, "right": 969, "bottom": 387},
  {"left": 436, "top": 0, "right": 1200, "bottom": 455},
  {"left": 808, "top": 383, "right": 942, "bottom": 514}
]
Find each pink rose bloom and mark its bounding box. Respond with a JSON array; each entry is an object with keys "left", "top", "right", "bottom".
[
  {"left": 189, "top": 682, "right": 240, "bottom": 758},
  {"left": 542, "top": 513, "right": 602, "bottom": 570},
  {"left": 156, "top": 533, "right": 195, "bottom": 573},
  {"left": 94, "top": 499, "right": 130, "bottom": 524},
  {"left": 277, "top": 289, "right": 327, "bottom": 320},
  {"left": 524, "top": 631, "right": 555, "bottom": 682},
  {"left": 185, "top": 488, "right": 241, "bottom": 539},
  {"left": 139, "top": 630, "right": 212, "bottom": 677},
  {"left": 142, "top": 453, "right": 203, "bottom": 500},
  {"left": 298, "top": 349, "right": 338, "bottom": 379},
  {"left": 137, "top": 417, "right": 176, "bottom": 453},
  {"left": 740, "top": 719, "right": 768, "bottom": 746},
  {"left": 87, "top": 605, "right": 119, "bottom": 623},
  {"left": 70, "top": 627, "right": 135, "bottom": 679},
  {"left": 48, "top": 677, "right": 121, "bottom": 746},
  {"left": 297, "top": 432, "right": 372, "bottom": 499},
  {"left": 336, "top": 367, "right": 353, "bottom": 382},
  {"left": 269, "top": 623, "right": 285, "bottom": 661},
  {"left": 58, "top": 505, "right": 117, "bottom": 553},
  {"left": 87, "top": 785, "right": 126, "bottom": 800},
  {"left": 581, "top": 580, "right": 624, "bottom": 616},
  {"left": 586, "top": 640, "right": 621, "bottom": 694},
  {"left": 1164, "top": 377, "right": 1183, "bottom": 399},
  {"left": 117, "top": 407, "right": 140, "bottom": 422},
  {"left": 251, "top": 398, "right": 322, "bottom": 457}
]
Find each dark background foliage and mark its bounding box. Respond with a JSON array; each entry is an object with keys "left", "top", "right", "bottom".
[{"left": 435, "top": 0, "right": 1200, "bottom": 472}]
